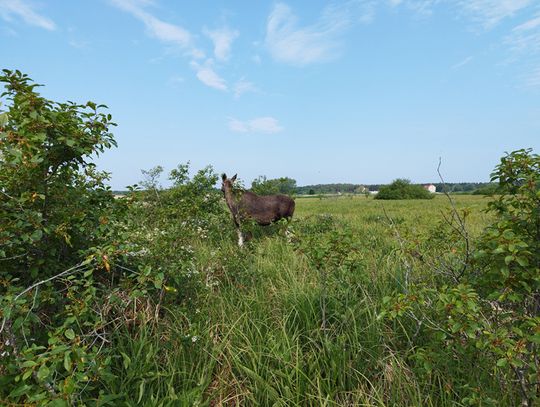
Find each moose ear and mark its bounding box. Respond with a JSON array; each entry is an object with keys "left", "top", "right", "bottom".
[
  {"left": 221, "top": 173, "right": 227, "bottom": 181},
  {"left": 231, "top": 174, "right": 237, "bottom": 182}
]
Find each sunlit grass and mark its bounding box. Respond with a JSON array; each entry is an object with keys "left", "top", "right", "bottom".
[{"left": 108, "top": 195, "right": 493, "bottom": 406}]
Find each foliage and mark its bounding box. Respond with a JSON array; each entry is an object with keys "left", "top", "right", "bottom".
[
  {"left": 296, "top": 183, "right": 365, "bottom": 195},
  {"left": 471, "top": 183, "right": 499, "bottom": 195},
  {"left": 251, "top": 175, "right": 296, "bottom": 195},
  {"left": 382, "top": 148, "right": 540, "bottom": 405},
  {"left": 0, "top": 70, "right": 129, "bottom": 404},
  {"left": 376, "top": 178, "right": 434, "bottom": 200},
  {"left": 0, "top": 69, "right": 118, "bottom": 281},
  {"left": 125, "top": 163, "right": 229, "bottom": 304}
]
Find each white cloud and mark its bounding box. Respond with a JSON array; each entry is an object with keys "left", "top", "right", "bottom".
[
  {"left": 451, "top": 55, "right": 473, "bottom": 70},
  {"left": 203, "top": 26, "right": 239, "bottom": 61},
  {"left": 265, "top": 3, "right": 348, "bottom": 66},
  {"left": 228, "top": 117, "right": 283, "bottom": 134},
  {"left": 110, "top": 0, "right": 203, "bottom": 58},
  {"left": 505, "top": 12, "right": 540, "bottom": 88},
  {"left": 233, "top": 78, "right": 257, "bottom": 98},
  {"left": 457, "top": 0, "right": 533, "bottom": 29},
  {"left": 68, "top": 39, "right": 90, "bottom": 49},
  {"left": 525, "top": 66, "right": 540, "bottom": 87},
  {"left": 191, "top": 60, "right": 228, "bottom": 91},
  {"left": 387, "top": 0, "right": 439, "bottom": 16},
  {"left": 168, "top": 75, "right": 185, "bottom": 87},
  {"left": 0, "top": 0, "right": 55, "bottom": 30}
]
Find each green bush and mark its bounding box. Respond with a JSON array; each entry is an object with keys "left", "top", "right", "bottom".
[
  {"left": 382, "top": 148, "right": 540, "bottom": 405},
  {"left": 375, "top": 178, "right": 434, "bottom": 200},
  {"left": 251, "top": 175, "right": 296, "bottom": 195},
  {"left": 0, "top": 70, "right": 130, "bottom": 404}
]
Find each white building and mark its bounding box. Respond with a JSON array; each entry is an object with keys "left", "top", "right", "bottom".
[{"left": 423, "top": 184, "right": 436, "bottom": 193}]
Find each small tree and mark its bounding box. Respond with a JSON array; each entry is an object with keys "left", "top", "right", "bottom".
[
  {"left": 375, "top": 178, "right": 434, "bottom": 200},
  {"left": 251, "top": 176, "right": 297, "bottom": 196}
]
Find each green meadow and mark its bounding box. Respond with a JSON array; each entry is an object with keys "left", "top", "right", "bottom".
[{"left": 104, "top": 195, "right": 495, "bottom": 406}]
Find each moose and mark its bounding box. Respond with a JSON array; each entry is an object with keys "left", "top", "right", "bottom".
[{"left": 221, "top": 173, "right": 295, "bottom": 246}]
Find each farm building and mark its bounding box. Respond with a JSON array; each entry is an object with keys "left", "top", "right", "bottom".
[{"left": 423, "top": 184, "right": 436, "bottom": 193}]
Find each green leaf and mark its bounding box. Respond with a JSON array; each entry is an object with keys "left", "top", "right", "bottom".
[
  {"left": 30, "top": 229, "right": 43, "bottom": 241},
  {"left": 137, "top": 380, "right": 146, "bottom": 403},
  {"left": 64, "top": 351, "right": 72, "bottom": 372},
  {"left": 496, "top": 358, "right": 507, "bottom": 367},
  {"left": 9, "top": 384, "right": 32, "bottom": 398},
  {"left": 20, "top": 360, "right": 37, "bottom": 368},
  {"left": 22, "top": 369, "right": 33, "bottom": 381},
  {"left": 49, "top": 399, "right": 68, "bottom": 407},
  {"left": 64, "top": 328, "right": 75, "bottom": 340},
  {"left": 516, "top": 257, "right": 529, "bottom": 267},
  {"left": 121, "top": 352, "right": 131, "bottom": 369},
  {"left": 37, "top": 364, "right": 50, "bottom": 380}
]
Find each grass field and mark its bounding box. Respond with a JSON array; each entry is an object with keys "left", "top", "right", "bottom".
[{"left": 106, "top": 195, "right": 496, "bottom": 406}]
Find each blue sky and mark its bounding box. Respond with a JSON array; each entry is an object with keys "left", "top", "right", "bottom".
[{"left": 1, "top": 0, "right": 539, "bottom": 189}]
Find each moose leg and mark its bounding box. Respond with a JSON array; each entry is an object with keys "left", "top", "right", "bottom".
[
  {"left": 284, "top": 217, "right": 294, "bottom": 241},
  {"left": 237, "top": 228, "right": 244, "bottom": 247}
]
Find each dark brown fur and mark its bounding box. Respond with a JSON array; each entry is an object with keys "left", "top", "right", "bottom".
[{"left": 221, "top": 174, "right": 295, "bottom": 245}]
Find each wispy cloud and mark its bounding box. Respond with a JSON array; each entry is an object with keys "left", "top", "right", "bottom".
[
  {"left": 191, "top": 60, "right": 228, "bottom": 91},
  {"left": 110, "top": 0, "right": 203, "bottom": 58},
  {"left": 505, "top": 11, "right": 540, "bottom": 88},
  {"left": 265, "top": 3, "right": 349, "bottom": 66},
  {"left": 233, "top": 78, "right": 258, "bottom": 98},
  {"left": 524, "top": 66, "right": 540, "bottom": 87},
  {"left": 508, "top": 12, "right": 540, "bottom": 54},
  {"left": 203, "top": 26, "right": 239, "bottom": 61},
  {"left": 68, "top": 39, "right": 90, "bottom": 49},
  {"left": 168, "top": 75, "right": 185, "bottom": 87},
  {"left": 228, "top": 116, "right": 283, "bottom": 134},
  {"left": 0, "top": 0, "right": 55, "bottom": 30},
  {"left": 451, "top": 55, "right": 473, "bottom": 70},
  {"left": 387, "top": 0, "right": 439, "bottom": 16},
  {"left": 457, "top": 0, "right": 534, "bottom": 29}
]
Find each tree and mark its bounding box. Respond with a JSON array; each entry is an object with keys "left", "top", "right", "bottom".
[
  {"left": 0, "top": 69, "right": 118, "bottom": 280},
  {"left": 251, "top": 176, "right": 297, "bottom": 195},
  {"left": 375, "top": 179, "right": 434, "bottom": 200},
  {"left": 0, "top": 69, "right": 124, "bottom": 403}
]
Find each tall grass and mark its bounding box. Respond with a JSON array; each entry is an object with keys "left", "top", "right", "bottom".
[{"left": 104, "top": 195, "right": 492, "bottom": 406}]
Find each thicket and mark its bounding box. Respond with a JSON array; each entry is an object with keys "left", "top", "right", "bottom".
[
  {"left": 383, "top": 148, "right": 540, "bottom": 405},
  {"left": 375, "top": 178, "right": 434, "bottom": 200},
  {"left": 0, "top": 70, "right": 230, "bottom": 405}
]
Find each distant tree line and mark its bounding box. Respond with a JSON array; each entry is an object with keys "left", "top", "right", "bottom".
[
  {"left": 296, "top": 183, "right": 365, "bottom": 195},
  {"left": 295, "top": 182, "right": 495, "bottom": 195},
  {"left": 115, "top": 176, "right": 496, "bottom": 197}
]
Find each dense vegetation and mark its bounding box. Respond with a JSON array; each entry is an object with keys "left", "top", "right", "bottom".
[
  {"left": 1, "top": 71, "right": 539, "bottom": 406},
  {"left": 375, "top": 178, "right": 435, "bottom": 200},
  {"left": 251, "top": 175, "right": 297, "bottom": 195},
  {"left": 296, "top": 183, "right": 366, "bottom": 195}
]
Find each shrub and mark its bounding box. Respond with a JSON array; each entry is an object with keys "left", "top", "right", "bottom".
[
  {"left": 251, "top": 176, "right": 296, "bottom": 195},
  {"left": 375, "top": 179, "right": 434, "bottom": 200},
  {"left": 382, "top": 148, "right": 540, "bottom": 405},
  {"left": 0, "top": 69, "right": 133, "bottom": 404}
]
